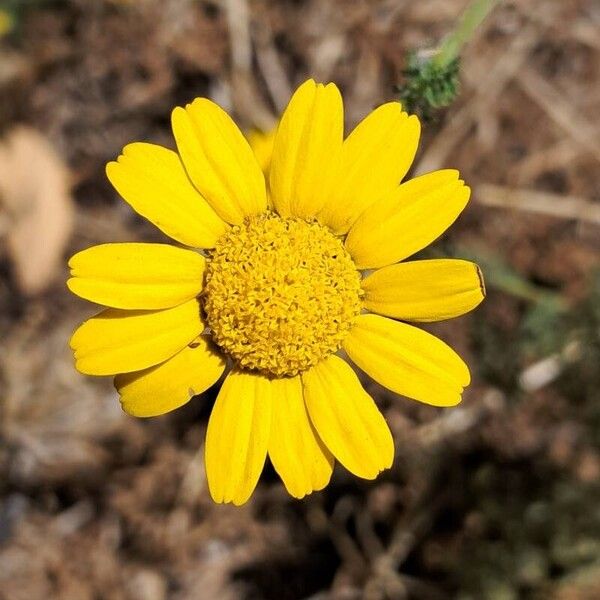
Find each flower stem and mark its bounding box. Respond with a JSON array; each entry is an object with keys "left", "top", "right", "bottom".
[{"left": 434, "top": 0, "right": 501, "bottom": 68}]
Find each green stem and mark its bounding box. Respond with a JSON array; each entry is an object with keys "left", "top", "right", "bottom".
[{"left": 434, "top": 0, "right": 501, "bottom": 67}]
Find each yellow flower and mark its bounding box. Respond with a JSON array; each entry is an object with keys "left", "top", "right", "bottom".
[{"left": 68, "top": 79, "right": 485, "bottom": 505}]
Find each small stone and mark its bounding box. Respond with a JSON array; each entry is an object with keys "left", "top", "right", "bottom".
[{"left": 126, "top": 569, "right": 167, "bottom": 600}]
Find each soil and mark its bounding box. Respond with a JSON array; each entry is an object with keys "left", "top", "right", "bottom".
[{"left": 1, "top": 1, "right": 599, "bottom": 599}]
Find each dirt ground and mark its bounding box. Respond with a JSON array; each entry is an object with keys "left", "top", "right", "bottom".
[{"left": 1, "top": 0, "right": 600, "bottom": 598}]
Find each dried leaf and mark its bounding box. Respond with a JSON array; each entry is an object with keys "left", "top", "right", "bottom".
[{"left": 0, "top": 126, "right": 74, "bottom": 295}]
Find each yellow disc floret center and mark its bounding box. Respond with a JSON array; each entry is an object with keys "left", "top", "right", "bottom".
[{"left": 203, "top": 212, "right": 363, "bottom": 377}]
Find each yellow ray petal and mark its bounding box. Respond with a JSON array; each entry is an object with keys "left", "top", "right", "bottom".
[
  {"left": 67, "top": 243, "right": 206, "bottom": 310},
  {"left": 345, "top": 170, "right": 470, "bottom": 269},
  {"left": 302, "top": 355, "right": 394, "bottom": 480},
  {"left": 343, "top": 314, "right": 470, "bottom": 407},
  {"left": 362, "top": 259, "right": 485, "bottom": 322},
  {"left": 319, "top": 103, "right": 420, "bottom": 234},
  {"left": 70, "top": 299, "right": 203, "bottom": 376},
  {"left": 269, "top": 79, "right": 344, "bottom": 219},
  {"left": 205, "top": 370, "right": 272, "bottom": 505},
  {"left": 268, "top": 376, "right": 334, "bottom": 498},
  {"left": 171, "top": 99, "right": 267, "bottom": 225},
  {"left": 106, "top": 143, "right": 227, "bottom": 248},
  {"left": 115, "top": 336, "right": 225, "bottom": 417},
  {"left": 115, "top": 336, "right": 226, "bottom": 417},
  {"left": 247, "top": 127, "right": 277, "bottom": 176}
]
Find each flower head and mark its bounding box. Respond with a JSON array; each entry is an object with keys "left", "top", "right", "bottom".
[
  {"left": 398, "top": 50, "right": 460, "bottom": 119},
  {"left": 68, "top": 79, "right": 485, "bottom": 505}
]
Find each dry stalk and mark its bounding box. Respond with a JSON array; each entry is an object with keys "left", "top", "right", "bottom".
[
  {"left": 475, "top": 183, "right": 600, "bottom": 226},
  {"left": 517, "top": 65, "right": 600, "bottom": 164}
]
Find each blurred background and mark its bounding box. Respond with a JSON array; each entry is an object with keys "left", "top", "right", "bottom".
[{"left": 0, "top": 0, "right": 599, "bottom": 598}]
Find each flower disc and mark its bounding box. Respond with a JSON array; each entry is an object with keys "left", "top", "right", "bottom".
[{"left": 203, "top": 213, "right": 363, "bottom": 376}]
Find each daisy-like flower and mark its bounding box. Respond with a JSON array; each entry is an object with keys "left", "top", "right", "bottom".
[{"left": 69, "top": 79, "right": 485, "bottom": 505}]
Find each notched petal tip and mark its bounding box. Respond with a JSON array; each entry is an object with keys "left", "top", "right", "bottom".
[
  {"left": 171, "top": 105, "right": 187, "bottom": 120},
  {"left": 65, "top": 277, "right": 78, "bottom": 295},
  {"left": 118, "top": 400, "right": 151, "bottom": 419},
  {"left": 298, "top": 483, "right": 330, "bottom": 501},
  {"left": 105, "top": 160, "right": 119, "bottom": 178},
  {"left": 463, "top": 183, "right": 472, "bottom": 201},
  {"left": 170, "top": 107, "right": 190, "bottom": 138},
  {"left": 122, "top": 142, "right": 143, "bottom": 156},
  {"left": 66, "top": 252, "right": 78, "bottom": 270},
  {"left": 459, "top": 361, "right": 472, "bottom": 388},
  {"left": 207, "top": 488, "right": 253, "bottom": 506},
  {"left": 188, "top": 97, "right": 215, "bottom": 111},
  {"left": 73, "top": 360, "right": 94, "bottom": 376},
  {"left": 322, "top": 80, "right": 340, "bottom": 92},
  {"left": 231, "top": 495, "right": 252, "bottom": 507},
  {"left": 406, "top": 111, "right": 420, "bottom": 122}
]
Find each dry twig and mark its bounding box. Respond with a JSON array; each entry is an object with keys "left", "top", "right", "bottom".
[
  {"left": 517, "top": 65, "right": 600, "bottom": 164},
  {"left": 475, "top": 183, "right": 600, "bottom": 226}
]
